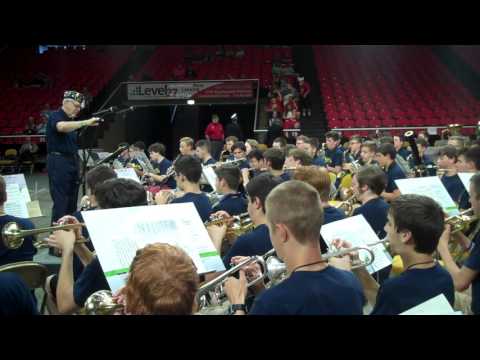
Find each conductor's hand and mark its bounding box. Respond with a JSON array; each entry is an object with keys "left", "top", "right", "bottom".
[
  {"left": 84, "top": 117, "right": 101, "bottom": 127},
  {"left": 224, "top": 270, "right": 247, "bottom": 306}
]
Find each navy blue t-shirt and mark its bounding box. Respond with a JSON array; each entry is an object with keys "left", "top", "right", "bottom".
[
  {"left": 323, "top": 206, "right": 346, "bottom": 224},
  {"left": 0, "top": 272, "right": 38, "bottom": 316},
  {"left": 312, "top": 155, "right": 326, "bottom": 167},
  {"left": 325, "top": 147, "right": 344, "bottom": 168},
  {"left": 276, "top": 172, "right": 291, "bottom": 183},
  {"left": 203, "top": 158, "right": 216, "bottom": 166},
  {"left": 397, "top": 148, "right": 411, "bottom": 161},
  {"left": 212, "top": 193, "right": 247, "bottom": 216},
  {"left": 371, "top": 263, "right": 455, "bottom": 315},
  {"left": 46, "top": 108, "right": 78, "bottom": 155},
  {"left": 223, "top": 224, "right": 271, "bottom": 268},
  {"left": 385, "top": 161, "right": 406, "bottom": 193},
  {"left": 155, "top": 158, "right": 176, "bottom": 189},
  {"left": 441, "top": 174, "right": 470, "bottom": 210},
  {"left": 352, "top": 198, "right": 389, "bottom": 239},
  {"left": 0, "top": 215, "right": 37, "bottom": 266},
  {"left": 464, "top": 232, "right": 480, "bottom": 315},
  {"left": 73, "top": 256, "right": 110, "bottom": 307},
  {"left": 249, "top": 266, "right": 365, "bottom": 315},
  {"left": 171, "top": 192, "right": 212, "bottom": 223}
]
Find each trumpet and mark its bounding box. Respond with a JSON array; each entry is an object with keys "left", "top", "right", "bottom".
[
  {"left": 81, "top": 290, "right": 123, "bottom": 315},
  {"left": 1, "top": 222, "right": 87, "bottom": 250},
  {"left": 446, "top": 208, "right": 477, "bottom": 234},
  {"left": 205, "top": 191, "right": 224, "bottom": 208},
  {"left": 334, "top": 193, "right": 358, "bottom": 216},
  {"left": 204, "top": 158, "right": 247, "bottom": 170},
  {"left": 204, "top": 212, "right": 254, "bottom": 241}
]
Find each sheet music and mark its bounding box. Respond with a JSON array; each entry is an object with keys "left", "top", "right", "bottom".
[
  {"left": 27, "top": 200, "right": 43, "bottom": 218},
  {"left": 320, "top": 215, "right": 392, "bottom": 274},
  {"left": 458, "top": 172, "right": 475, "bottom": 194},
  {"left": 202, "top": 166, "right": 218, "bottom": 192},
  {"left": 395, "top": 176, "right": 460, "bottom": 216},
  {"left": 114, "top": 168, "right": 141, "bottom": 183},
  {"left": 81, "top": 203, "right": 226, "bottom": 293},
  {"left": 4, "top": 183, "right": 29, "bottom": 218},
  {"left": 3, "top": 174, "right": 31, "bottom": 202},
  {"left": 400, "top": 294, "right": 461, "bottom": 315}
]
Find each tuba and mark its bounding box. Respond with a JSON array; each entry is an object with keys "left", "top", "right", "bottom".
[{"left": 2, "top": 222, "right": 87, "bottom": 250}]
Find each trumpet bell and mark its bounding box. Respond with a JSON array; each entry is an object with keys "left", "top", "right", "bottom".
[
  {"left": 2, "top": 222, "right": 24, "bottom": 250},
  {"left": 265, "top": 256, "right": 287, "bottom": 283},
  {"left": 82, "top": 290, "right": 123, "bottom": 315}
]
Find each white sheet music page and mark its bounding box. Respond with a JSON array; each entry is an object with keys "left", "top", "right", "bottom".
[
  {"left": 395, "top": 176, "right": 459, "bottom": 216},
  {"left": 458, "top": 172, "right": 475, "bottom": 194},
  {"left": 3, "top": 174, "right": 31, "bottom": 202},
  {"left": 114, "top": 168, "right": 141, "bottom": 183},
  {"left": 4, "top": 183, "right": 29, "bottom": 218},
  {"left": 320, "top": 214, "right": 392, "bottom": 274},
  {"left": 400, "top": 294, "right": 460, "bottom": 315},
  {"left": 82, "top": 203, "right": 226, "bottom": 293},
  {"left": 202, "top": 166, "right": 218, "bottom": 192}
]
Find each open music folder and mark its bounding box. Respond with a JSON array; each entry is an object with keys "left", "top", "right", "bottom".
[{"left": 82, "top": 203, "right": 226, "bottom": 293}]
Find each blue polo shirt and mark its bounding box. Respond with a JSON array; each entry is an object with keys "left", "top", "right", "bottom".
[
  {"left": 0, "top": 215, "right": 37, "bottom": 266},
  {"left": 397, "top": 148, "right": 411, "bottom": 161},
  {"left": 464, "top": 232, "right": 480, "bottom": 315},
  {"left": 371, "top": 263, "right": 455, "bottom": 315},
  {"left": 312, "top": 155, "right": 326, "bottom": 167},
  {"left": 249, "top": 266, "right": 365, "bottom": 315},
  {"left": 441, "top": 174, "right": 470, "bottom": 209},
  {"left": 212, "top": 192, "right": 247, "bottom": 216},
  {"left": 223, "top": 224, "right": 271, "bottom": 268},
  {"left": 171, "top": 192, "right": 212, "bottom": 223},
  {"left": 385, "top": 161, "right": 406, "bottom": 193},
  {"left": 155, "top": 158, "right": 176, "bottom": 189},
  {"left": 46, "top": 108, "right": 79, "bottom": 155},
  {"left": 203, "top": 158, "right": 216, "bottom": 166},
  {"left": 73, "top": 256, "right": 110, "bottom": 307},
  {"left": 325, "top": 147, "right": 344, "bottom": 168},
  {"left": 0, "top": 272, "right": 38, "bottom": 316},
  {"left": 352, "top": 198, "right": 389, "bottom": 239}
]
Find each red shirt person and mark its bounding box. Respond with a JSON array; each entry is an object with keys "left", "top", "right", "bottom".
[
  {"left": 298, "top": 77, "right": 312, "bottom": 117},
  {"left": 205, "top": 114, "right": 225, "bottom": 160}
]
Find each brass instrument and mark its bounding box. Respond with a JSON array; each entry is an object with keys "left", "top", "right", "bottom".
[
  {"left": 81, "top": 290, "right": 123, "bottom": 315},
  {"left": 205, "top": 191, "right": 224, "bottom": 208},
  {"left": 334, "top": 193, "right": 358, "bottom": 216},
  {"left": 204, "top": 158, "right": 247, "bottom": 170},
  {"left": 446, "top": 208, "right": 477, "bottom": 235},
  {"left": 2, "top": 222, "right": 86, "bottom": 250},
  {"left": 204, "top": 212, "right": 254, "bottom": 241}
]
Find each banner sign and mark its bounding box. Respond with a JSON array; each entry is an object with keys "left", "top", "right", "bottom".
[{"left": 127, "top": 80, "right": 254, "bottom": 101}]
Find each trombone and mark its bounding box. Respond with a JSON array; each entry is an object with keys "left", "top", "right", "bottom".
[{"left": 2, "top": 222, "right": 87, "bottom": 250}]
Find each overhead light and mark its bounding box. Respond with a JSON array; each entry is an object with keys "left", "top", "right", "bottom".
[{"left": 187, "top": 99, "right": 195, "bottom": 105}]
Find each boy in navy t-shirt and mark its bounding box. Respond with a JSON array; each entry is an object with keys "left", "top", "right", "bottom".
[
  {"left": 333, "top": 194, "right": 455, "bottom": 315},
  {"left": 438, "top": 145, "right": 470, "bottom": 210},
  {"left": 155, "top": 155, "right": 212, "bottom": 222},
  {"left": 438, "top": 173, "right": 480, "bottom": 315},
  {"left": 145, "top": 142, "right": 176, "bottom": 189},
  {"left": 212, "top": 165, "right": 247, "bottom": 216},
  {"left": 223, "top": 180, "right": 365, "bottom": 315},
  {"left": 375, "top": 143, "right": 406, "bottom": 203}
]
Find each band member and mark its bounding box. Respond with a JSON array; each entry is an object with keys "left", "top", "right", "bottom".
[
  {"left": 45, "top": 165, "right": 118, "bottom": 312},
  {"left": 408, "top": 137, "right": 435, "bottom": 175},
  {"left": 0, "top": 272, "right": 39, "bottom": 316},
  {"left": 0, "top": 176, "right": 37, "bottom": 266},
  {"left": 179, "top": 137, "right": 195, "bottom": 156},
  {"left": 210, "top": 173, "right": 281, "bottom": 268},
  {"left": 46, "top": 178, "right": 148, "bottom": 314},
  {"left": 448, "top": 136, "right": 467, "bottom": 151},
  {"left": 437, "top": 173, "right": 480, "bottom": 315},
  {"left": 284, "top": 148, "right": 313, "bottom": 168},
  {"left": 144, "top": 142, "right": 176, "bottom": 189},
  {"left": 378, "top": 136, "right": 411, "bottom": 175},
  {"left": 204, "top": 114, "right": 224, "bottom": 161},
  {"left": 304, "top": 137, "right": 325, "bottom": 166},
  {"left": 212, "top": 166, "right": 247, "bottom": 215},
  {"left": 438, "top": 145, "right": 470, "bottom": 210},
  {"left": 112, "top": 142, "right": 130, "bottom": 169},
  {"left": 345, "top": 135, "right": 363, "bottom": 163},
  {"left": 459, "top": 145, "right": 480, "bottom": 172},
  {"left": 195, "top": 139, "right": 216, "bottom": 166},
  {"left": 223, "top": 180, "right": 365, "bottom": 315},
  {"left": 230, "top": 142, "right": 250, "bottom": 170},
  {"left": 46, "top": 90, "right": 101, "bottom": 223},
  {"left": 360, "top": 141, "right": 377, "bottom": 166},
  {"left": 324, "top": 131, "right": 344, "bottom": 176},
  {"left": 245, "top": 139, "right": 259, "bottom": 155},
  {"left": 242, "top": 149, "right": 266, "bottom": 186},
  {"left": 393, "top": 135, "right": 411, "bottom": 161},
  {"left": 375, "top": 143, "right": 406, "bottom": 202},
  {"left": 272, "top": 137, "right": 287, "bottom": 152},
  {"left": 155, "top": 155, "right": 212, "bottom": 222},
  {"left": 333, "top": 194, "right": 454, "bottom": 315},
  {"left": 263, "top": 148, "right": 290, "bottom": 182},
  {"left": 220, "top": 136, "right": 238, "bottom": 162},
  {"left": 114, "top": 243, "right": 198, "bottom": 315},
  {"left": 295, "top": 135, "right": 309, "bottom": 151}
]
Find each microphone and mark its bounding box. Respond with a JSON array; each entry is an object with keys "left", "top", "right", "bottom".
[
  {"left": 116, "top": 106, "right": 136, "bottom": 115},
  {"left": 92, "top": 106, "right": 118, "bottom": 117}
]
